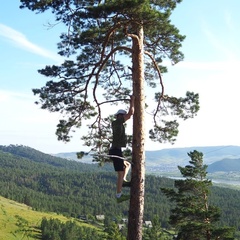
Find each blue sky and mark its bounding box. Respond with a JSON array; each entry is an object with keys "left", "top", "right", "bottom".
[{"left": 0, "top": 0, "right": 240, "bottom": 154}]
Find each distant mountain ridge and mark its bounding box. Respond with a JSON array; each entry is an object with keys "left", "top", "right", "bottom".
[
  {"left": 207, "top": 158, "right": 240, "bottom": 173},
  {"left": 55, "top": 145, "right": 240, "bottom": 172},
  {"left": 146, "top": 145, "right": 240, "bottom": 164},
  {"left": 1, "top": 144, "right": 240, "bottom": 173}
]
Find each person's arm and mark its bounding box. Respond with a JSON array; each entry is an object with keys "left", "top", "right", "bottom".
[{"left": 124, "top": 95, "right": 135, "bottom": 121}]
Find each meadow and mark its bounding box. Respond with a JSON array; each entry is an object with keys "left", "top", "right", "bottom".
[{"left": 0, "top": 196, "right": 98, "bottom": 240}]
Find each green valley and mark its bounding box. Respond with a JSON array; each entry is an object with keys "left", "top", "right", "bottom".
[{"left": 1, "top": 145, "right": 240, "bottom": 239}]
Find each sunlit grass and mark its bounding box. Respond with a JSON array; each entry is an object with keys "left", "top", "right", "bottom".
[{"left": 0, "top": 196, "right": 100, "bottom": 240}]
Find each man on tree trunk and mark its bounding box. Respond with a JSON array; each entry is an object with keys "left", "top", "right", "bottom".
[{"left": 109, "top": 95, "right": 135, "bottom": 203}]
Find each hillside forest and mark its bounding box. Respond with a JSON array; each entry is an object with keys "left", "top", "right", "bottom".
[{"left": 0, "top": 145, "right": 240, "bottom": 239}]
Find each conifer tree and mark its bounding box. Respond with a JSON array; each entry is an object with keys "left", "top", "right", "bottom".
[
  {"left": 143, "top": 215, "right": 171, "bottom": 240},
  {"left": 104, "top": 222, "right": 126, "bottom": 240},
  {"left": 161, "top": 150, "right": 235, "bottom": 240},
  {"left": 20, "top": 1, "right": 200, "bottom": 239}
]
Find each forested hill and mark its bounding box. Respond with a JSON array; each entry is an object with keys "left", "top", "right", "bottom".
[
  {"left": 0, "top": 144, "right": 109, "bottom": 172},
  {"left": 1, "top": 144, "right": 240, "bottom": 231}
]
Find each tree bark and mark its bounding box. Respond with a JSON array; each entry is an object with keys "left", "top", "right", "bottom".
[{"left": 127, "top": 26, "right": 145, "bottom": 240}]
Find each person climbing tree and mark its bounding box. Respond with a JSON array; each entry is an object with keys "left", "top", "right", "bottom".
[{"left": 109, "top": 95, "right": 135, "bottom": 203}]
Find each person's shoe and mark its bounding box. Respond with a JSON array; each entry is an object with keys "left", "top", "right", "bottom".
[
  {"left": 122, "top": 180, "right": 131, "bottom": 187},
  {"left": 116, "top": 194, "right": 130, "bottom": 203}
]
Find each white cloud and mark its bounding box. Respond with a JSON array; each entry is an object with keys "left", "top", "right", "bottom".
[
  {"left": 224, "top": 10, "right": 235, "bottom": 32},
  {"left": 0, "top": 23, "right": 62, "bottom": 62},
  {"left": 174, "top": 60, "right": 240, "bottom": 70}
]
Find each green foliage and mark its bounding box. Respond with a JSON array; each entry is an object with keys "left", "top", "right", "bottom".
[
  {"left": 19, "top": 0, "right": 199, "bottom": 153},
  {"left": 143, "top": 216, "right": 172, "bottom": 240},
  {"left": 104, "top": 222, "right": 126, "bottom": 240},
  {"left": 40, "top": 217, "right": 104, "bottom": 240},
  {"left": 161, "top": 150, "right": 235, "bottom": 240}
]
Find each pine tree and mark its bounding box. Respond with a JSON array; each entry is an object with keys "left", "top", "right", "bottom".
[
  {"left": 20, "top": 1, "right": 200, "bottom": 239},
  {"left": 143, "top": 215, "right": 171, "bottom": 240},
  {"left": 104, "top": 222, "right": 126, "bottom": 240},
  {"left": 161, "top": 150, "right": 235, "bottom": 240}
]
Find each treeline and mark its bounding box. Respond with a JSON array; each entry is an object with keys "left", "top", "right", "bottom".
[
  {"left": 40, "top": 217, "right": 105, "bottom": 240},
  {"left": 39, "top": 217, "right": 172, "bottom": 240},
  {"left": 0, "top": 145, "right": 240, "bottom": 232}
]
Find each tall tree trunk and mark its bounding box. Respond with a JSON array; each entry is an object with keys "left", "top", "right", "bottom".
[{"left": 127, "top": 26, "right": 145, "bottom": 240}]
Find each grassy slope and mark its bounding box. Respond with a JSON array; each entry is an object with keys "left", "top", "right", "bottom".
[{"left": 0, "top": 196, "right": 99, "bottom": 240}]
